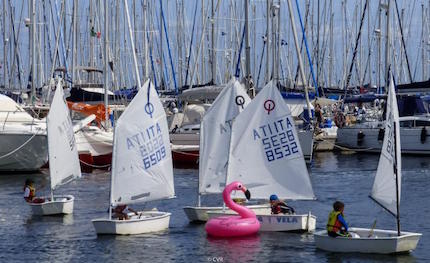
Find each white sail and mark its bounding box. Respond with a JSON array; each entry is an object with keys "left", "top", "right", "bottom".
[
  {"left": 371, "top": 75, "right": 401, "bottom": 216},
  {"left": 199, "top": 78, "right": 251, "bottom": 194},
  {"left": 227, "top": 81, "right": 315, "bottom": 200},
  {"left": 111, "top": 79, "right": 174, "bottom": 206},
  {"left": 47, "top": 80, "right": 81, "bottom": 190}
]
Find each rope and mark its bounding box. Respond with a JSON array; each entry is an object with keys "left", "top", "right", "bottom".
[
  {"left": 315, "top": 137, "right": 375, "bottom": 152},
  {"left": 171, "top": 149, "right": 199, "bottom": 157},
  {"left": 0, "top": 132, "right": 39, "bottom": 160},
  {"left": 79, "top": 158, "right": 111, "bottom": 169}
]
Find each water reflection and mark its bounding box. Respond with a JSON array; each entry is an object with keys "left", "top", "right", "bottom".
[
  {"left": 26, "top": 214, "right": 74, "bottom": 226},
  {"left": 206, "top": 235, "right": 261, "bottom": 263},
  {"left": 318, "top": 249, "right": 418, "bottom": 263}
]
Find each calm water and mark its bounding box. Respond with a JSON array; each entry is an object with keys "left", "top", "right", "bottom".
[{"left": 0, "top": 152, "right": 429, "bottom": 262}]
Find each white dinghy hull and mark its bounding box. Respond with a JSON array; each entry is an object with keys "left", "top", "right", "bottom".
[
  {"left": 256, "top": 213, "right": 316, "bottom": 232},
  {"left": 183, "top": 204, "right": 270, "bottom": 222},
  {"left": 92, "top": 211, "right": 171, "bottom": 235},
  {"left": 29, "top": 195, "right": 74, "bottom": 215},
  {"left": 314, "top": 227, "right": 422, "bottom": 254}
]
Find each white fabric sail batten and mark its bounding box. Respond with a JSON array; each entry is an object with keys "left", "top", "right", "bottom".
[
  {"left": 199, "top": 78, "right": 251, "bottom": 194},
  {"left": 111, "top": 80, "right": 174, "bottom": 206},
  {"left": 227, "top": 81, "right": 315, "bottom": 200},
  {"left": 370, "top": 76, "right": 401, "bottom": 216},
  {"left": 47, "top": 81, "right": 81, "bottom": 190}
]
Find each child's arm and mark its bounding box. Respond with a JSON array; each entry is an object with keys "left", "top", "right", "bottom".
[{"left": 337, "top": 214, "right": 349, "bottom": 231}]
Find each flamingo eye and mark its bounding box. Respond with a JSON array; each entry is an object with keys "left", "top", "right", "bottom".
[{"left": 238, "top": 184, "right": 242, "bottom": 188}]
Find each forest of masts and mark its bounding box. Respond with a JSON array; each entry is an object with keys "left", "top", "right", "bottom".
[{"left": 0, "top": 0, "right": 429, "bottom": 98}]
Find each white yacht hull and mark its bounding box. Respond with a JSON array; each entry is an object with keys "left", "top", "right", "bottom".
[
  {"left": 0, "top": 132, "right": 48, "bottom": 171},
  {"left": 256, "top": 213, "right": 316, "bottom": 232},
  {"left": 29, "top": 195, "right": 74, "bottom": 215},
  {"left": 92, "top": 211, "right": 171, "bottom": 235},
  {"left": 314, "top": 227, "right": 422, "bottom": 254},
  {"left": 183, "top": 204, "right": 271, "bottom": 222},
  {"left": 170, "top": 132, "right": 199, "bottom": 146},
  {"left": 75, "top": 127, "right": 113, "bottom": 157},
  {"left": 337, "top": 126, "right": 430, "bottom": 154}
]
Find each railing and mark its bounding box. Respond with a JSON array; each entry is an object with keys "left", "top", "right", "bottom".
[{"left": 0, "top": 110, "right": 44, "bottom": 133}]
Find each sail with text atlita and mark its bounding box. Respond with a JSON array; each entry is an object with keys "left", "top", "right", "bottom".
[
  {"left": 30, "top": 78, "right": 82, "bottom": 215},
  {"left": 228, "top": 81, "right": 315, "bottom": 200},
  {"left": 314, "top": 74, "right": 422, "bottom": 253},
  {"left": 92, "top": 79, "right": 175, "bottom": 235},
  {"left": 183, "top": 78, "right": 270, "bottom": 222},
  {"left": 221, "top": 81, "right": 316, "bottom": 232}
]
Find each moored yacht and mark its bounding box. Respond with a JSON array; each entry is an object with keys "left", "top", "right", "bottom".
[
  {"left": 0, "top": 94, "right": 48, "bottom": 171},
  {"left": 336, "top": 115, "right": 430, "bottom": 154}
]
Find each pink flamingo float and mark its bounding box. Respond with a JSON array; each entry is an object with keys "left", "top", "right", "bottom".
[{"left": 205, "top": 181, "right": 261, "bottom": 237}]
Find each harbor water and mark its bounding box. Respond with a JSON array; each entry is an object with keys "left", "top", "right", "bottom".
[{"left": 0, "top": 152, "right": 428, "bottom": 262}]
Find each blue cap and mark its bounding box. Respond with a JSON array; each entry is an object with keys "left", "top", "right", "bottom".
[{"left": 269, "top": 194, "right": 278, "bottom": 201}]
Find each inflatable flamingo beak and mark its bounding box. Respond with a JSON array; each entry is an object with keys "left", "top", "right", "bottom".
[{"left": 242, "top": 187, "right": 251, "bottom": 200}]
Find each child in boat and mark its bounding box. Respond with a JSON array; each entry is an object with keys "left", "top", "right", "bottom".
[
  {"left": 269, "top": 194, "right": 295, "bottom": 215},
  {"left": 23, "top": 179, "right": 45, "bottom": 203},
  {"left": 112, "top": 204, "right": 139, "bottom": 220},
  {"left": 326, "top": 201, "right": 351, "bottom": 237},
  {"left": 232, "top": 198, "right": 246, "bottom": 205}
]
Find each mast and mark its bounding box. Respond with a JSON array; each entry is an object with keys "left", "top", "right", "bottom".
[
  {"left": 143, "top": 0, "right": 148, "bottom": 79},
  {"left": 394, "top": 0, "right": 412, "bottom": 83},
  {"left": 244, "top": 0, "right": 251, "bottom": 93},
  {"left": 316, "top": 0, "right": 319, "bottom": 90},
  {"left": 31, "top": 0, "right": 36, "bottom": 104},
  {"left": 277, "top": 1, "right": 281, "bottom": 84},
  {"left": 328, "top": 0, "right": 333, "bottom": 87},
  {"left": 3, "top": 0, "right": 7, "bottom": 90},
  {"left": 422, "top": 4, "right": 426, "bottom": 81},
  {"left": 211, "top": 0, "right": 216, "bottom": 85},
  {"left": 124, "top": 0, "right": 142, "bottom": 90},
  {"left": 286, "top": 0, "right": 312, "bottom": 120},
  {"left": 46, "top": 81, "right": 53, "bottom": 201},
  {"left": 72, "top": 0, "right": 78, "bottom": 85},
  {"left": 367, "top": 0, "right": 371, "bottom": 85},
  {"left": 89, "top": 0, "right": 94, "bottom": 82},
  {"left": 49, "top": 0, "right": 65, "bottom": 85},
  {"left": 271, "top": 2, "right": 276, "bottom": 82},
  {"left": 393, "top": 122, "right": 401, "bottom": 236},
  {"left": 385, "top": 0, "right": 391, "bottom": 87},
  {"left": 378, "top": 3, "right": 382, "bottom": 92},
  {"left": 265, "top": 0, "right": 271, "bottom": 83},
  {"left": 159, "top": 0, "right": 164, "bottom": 89},
  {"left": 200, "top": 0, "right": 204, "bottom": 83},
  {"left": 103, "top": 0, "right": 109, "bottom": 124},
  {"left": 115, "top": 1, "right": 120, "bottom": 88}
]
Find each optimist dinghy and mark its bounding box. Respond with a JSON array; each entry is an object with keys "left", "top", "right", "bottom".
[
  {"left": 314, "top": 75, "right": 422, "bottom": 253},
  {"left": 208, "top": 81, "right": 317, "bottom": 232},
  {"left": 183, "top": 78, "right": 270, "bottom": 223},
  {"left": 29, "top": 78, "right": 82, "bottom": 216},
  {"left": 92, "top": 80, "right": 175, "bottom": 235}
]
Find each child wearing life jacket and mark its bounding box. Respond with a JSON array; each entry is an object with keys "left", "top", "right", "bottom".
[
  {"left": 23, "top": 179, "right": 35, "bottom": 202},
  {"left": 269, "top": 194, "right": 295, "bottom": 215},
  {"left": 326, "top": 201, "right": 350, "bottom": 237},
  {"left": 112, "top": 204, "right": 138, "bottom": 220},
  {"left": 23, "top": 179, "right": 45, "bottom": 203}
]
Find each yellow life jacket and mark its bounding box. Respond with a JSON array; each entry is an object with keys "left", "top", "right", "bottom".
[{"left": 326, "top": 210, "right": 342, "bottom": 232}]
